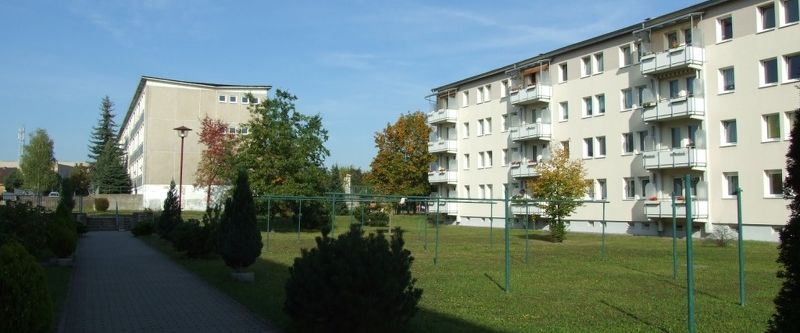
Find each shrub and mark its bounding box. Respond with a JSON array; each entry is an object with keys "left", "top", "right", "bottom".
[
  {"left": 94, "top": 198, "right": 109, "bottom": 212},
  {"left": 0, "top": 241, "right": 54, "bottom": 333},
  {"left": 47, "top": 216, "right": 78, "bottom": 258},
  {"left": 157, "top": 181, "right": 182, "bottom": 240},
  {"left": 0, "top": 203, "right": 51, "bottom": 260},
  {"left": 131, "top": 220, "right": 155, "bottom": 237},
  {"left": 706, "top": 225, "right": 735, "bottom": 247},
  {"left": 549, "top": 220, "right": 568, "bottom": 243},
  {"left": 297, "top": 201, "right": 331, "bottom": 229},
  {"left": 425, "top": 213, "right": 448, "bottom": 226},
  {"left": 172, "top": 220, "right": 201, "bottom": 252},
  {"left": 284, "top": 225, "right": 422, "bottom": 333},
  {"left": 219, "top": 171, "right": 262, "bottom": 271},
  {"left": 171, "top": 212, "right": 217, "bottom": 258},
  {"left": 75, "top": 222, "right": 88, "bottom": 235},
  {"left": 354, "top": 208, "right": 390, "bottom": 227}
]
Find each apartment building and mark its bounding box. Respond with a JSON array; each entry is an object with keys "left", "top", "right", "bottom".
[
  {"left": 118, "top": 76, "right": 270, "bottom": 210},
  {"left": 427, "top": 0, "right": 799, "bottom": 241}
]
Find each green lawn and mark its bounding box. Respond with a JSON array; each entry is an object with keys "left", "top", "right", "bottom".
[
  {"left": 142, "top": 215, "right": 781, "bottom": 332},
  {"left": 45, "top": 265, "right": 72, "bottom": 332}
]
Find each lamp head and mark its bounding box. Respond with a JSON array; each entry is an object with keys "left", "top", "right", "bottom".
[{"left": 173, "top": 126, "right": 192, "bottom": 138}]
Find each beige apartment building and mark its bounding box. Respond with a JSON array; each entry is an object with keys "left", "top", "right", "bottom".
[
  {"left": 427, "top": 0, "right": 799, "bottom": 241},
  {"left": 118, "top": 76, "right": 270, "bottom": 210}
]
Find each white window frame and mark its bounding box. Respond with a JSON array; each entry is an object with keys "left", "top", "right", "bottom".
[
  {"left": 500, "top": 80, "right": 509, "bottom": 98},
  {"left": 581, "top": 56, "right": 592, "bottom": 77},
  {"left": 621, "top": 88, "right": 633, "bottom": 110},
  {"left": 624, "top": 177, "right": 636, "bottom": 200},
  {"left": 477, "top": 87, "right": 484, "bottom": 104},
  {"left": 717, "top": 15, "right": 733, "bottom": 42},
  {"left": 502, "top": 149, "right": 508, "bottom": 166},
  {"left": 719, "top": 67, "right": 735, "bottom": 93},
  {"left": 763, "top": 113, "right": 782, "bottom": 141},
  {"left": 484, "top": 85, "right": 492, "bottom": 102},
  {"left": 559, "top": 102, "right": 569, "bottom": 121},
  {"left": 582, "top": 97, "right": 593, "bottom": 117},
  {"left": 218, "top": 95, "right": 226, "bottom": 102},
  {"left": 596, "top": 136, "right": 606, "bottom": 157},
  {"left": 622, "top": 132, "right": 634, "bottom": 155},
  {"left": 241, "top": 96, "right": 249, "bottom": 104},
  {"left": 598, "top": 179, "right": 608, "bottom": 200},
  {"left": 620, "top": 45, "right": 633, "bottom": 67},
  {"left": 463, "top": 154, "right": 470, "bottom": 170},
  {"left": 784, "top": 53, "right": 800, "bottom": 83},
  {"left": 594, "top": 52, "right": 604, "bottom": 73},
  {"left": 596, "top": 94, "right": 606, "bottom": 115},
  {"left": 765, "top": 169, "right": 784, "bottom": 197},
  {"left": 478, "top": 152, "right": 485, "bottom": 168},
  {"left": 486, "top": 151, "right": 493, "bottom": 168},
  {"left": 464, "top": 185, "right": 471, "bottom": 199},
  {"left": 463, "top": 122, "right": 470, "bottom": 138},
  {"left": 785, "top": 111, "right": 797, "bottom": 140},
  {"left": 229, "top": 95, "right": 237, "bottom": 103},
  {"left": 583, "top": 138, "right": 594, "bottom": 158},
  {"left": 501, "top": 114, "right": 508, "bottom": 132},
  {"left": 462, "top": 91, "right": 470, "bottom": 107},
  {"left": 721, "top": 119, "right": 738, "bottom": 145},
  {"left": 558, "top": 63, "right": 568, "bottom": 83},
  {"left": 781, "top": 0, "right": 799, "bottom": 26},
  {"left": 758, "top": 3, "right": 777, "bottom": 32},
  {"left": 723, "top": 172, "right": 739, "bottom": 198},
  {"left": 485, "top": 117, "right": 492, "bottom": 135},
  {"left": 761, "top": 57, "right": 779, "bottom": 86}
]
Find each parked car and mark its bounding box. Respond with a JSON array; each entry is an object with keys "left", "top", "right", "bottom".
[{"left": 48, "top": 192, "right": 60, "bottom": 197}]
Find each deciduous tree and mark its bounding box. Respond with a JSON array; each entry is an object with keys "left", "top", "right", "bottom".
[
  {"left": 20, "top": 129, "right": 57, "bottom": 195},
  {"left": 68, "top": 164, "right": 91, "bottom": 196},
  {"left": 367, "top": 112, "right": 432, "bottom": 196},
  {"left": 3, "top": 169, "right": 23, "bottom": 192},
  {"left": 195, "top": 116, "right": 234, "bottom": 206},
  {"left": 529, "top": 145, "right": 589, "bottom": 242}
]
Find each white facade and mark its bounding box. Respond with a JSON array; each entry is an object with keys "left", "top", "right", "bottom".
[{"left": 428, "top": 0, "right": 800, "bottom": 241}]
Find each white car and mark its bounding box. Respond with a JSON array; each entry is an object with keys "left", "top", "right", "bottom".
[{"left": 48, "top": 192, "right": 60, "bottom": 197}]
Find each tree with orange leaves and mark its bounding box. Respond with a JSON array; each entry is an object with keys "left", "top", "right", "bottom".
[
  {"left": 195, "top": 116, "right": 235, "bottom": 207},
  {"left": 367, "top": 112, "right": 432, "bottom": 196}
]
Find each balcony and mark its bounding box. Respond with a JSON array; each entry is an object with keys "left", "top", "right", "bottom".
[
  {"left": 510, "top": 203, "right": 545, "bottom": 216},
  {"left": 428, "top": 139, "right": 457, "bottom": 154},
  {"left": 644, "top": 199, "right": 708, "bottom": 219},
  {"left": 642, "top": 148, "right": 707, "bottom": 170},
  {"left": 641, "top": 97, "right": 704, "bottom": 122},
  {"left": 510, "top": 123, "right": 552, "bottom": 142},
  {"left": 640, "top": 45, "right": 704, "bottom": 76},
  {"left": 427, "top": 201, "right": 458, "bottom": 215},
  {"left": 427, "top": 109, "right": 457, "bottom": 124},
  {"left": 428, "top": 170, "right": 457, "bottom": 184},
  {"left": 510, "top": 162, "right": 540, "bottom": 178},
  {"left": 510, "top": 85, "right": 552, "bottom": 105}
]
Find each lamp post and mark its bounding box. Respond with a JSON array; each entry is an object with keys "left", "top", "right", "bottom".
[{"left": 173, "top": 126, "right": 192, "bottom": 209}]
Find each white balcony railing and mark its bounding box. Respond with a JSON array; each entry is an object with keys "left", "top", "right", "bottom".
[
  {"left": 509, "top": 85, "right": 552, "bottom": 105},
  {"left": 642, "top": 148, "right": 707, "bottom": 170},
  {"left": 640, "top": 45, "right": 704, "bottom": 76},
  {"left": 510, "top": 123, "right": 552, "bottom": 141},
  {"left": 641, "top": 97, "right": 705, "bottom": 122},
  {"left": 644, "top": 199, "right": 708, "bottom": 219},
  {"left": 428, "top": 170, "right": 458, "bottom": 184},
  {"left": 427, "top": 108, "right": 458, "bottom": 124},
  {"left": 510, "top": 203, "right": 545, "bottom": 216},
  {"left": 428, "top": 139, "right": 457, "bottom": 154},
  {"left": 510, "top": 162, "right": 540, "bottom": 178},
  {"left": 427, "top": 201, "right": 458, "bottom": 215}
]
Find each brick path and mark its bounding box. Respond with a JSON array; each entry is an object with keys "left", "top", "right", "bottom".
[{"left": 59, "top": 231, "right": 279, "bottom": 333}]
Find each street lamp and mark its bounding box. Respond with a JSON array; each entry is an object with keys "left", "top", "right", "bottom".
[{"left": 173, "top": 126, "right": 192, "bottom": 209}]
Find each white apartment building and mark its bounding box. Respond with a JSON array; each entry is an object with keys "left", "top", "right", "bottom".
[
  {"left": 427, "top": 0, "right": 799, "bottom": 241},
  {"left": 118, "top": 76, "right": 270, "bottom": 210}
]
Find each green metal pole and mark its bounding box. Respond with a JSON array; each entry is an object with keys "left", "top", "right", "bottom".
[
  {"left": 524, "top": 203, "right": 529, "bottom": 264},
  {"left": 297, "top": 199, "right": 302, "bottom": 242},
  {"left": 684, "top": 174, "right": 696, "bottom": 333},
  {"left": 737, "top": 187, "right": 746, "bottom": 306},
  {"left": 424, "top": 202, "right": 428, "bottom": 250},
  {"left": 504, "top": 190, "right": 511, "bottom": 293},
  {"left": 672, "top": 194, "right": 678, "bottom": 280},
  {"left": 434, "top": 197, "right": 440, "bottom": 266},
  {"left": 490, "top": 202, "right": 494, "bottom": 249},
  {"left": 266, "top": 197, "right": 271, "bottom": 251},
  {"left": 601, "top": 201, "right": 606, "bottom": 259}
]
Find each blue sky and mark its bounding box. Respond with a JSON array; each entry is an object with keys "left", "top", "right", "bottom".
[{"left": 0, "top": 0, "right": 698, "bottom": 169}]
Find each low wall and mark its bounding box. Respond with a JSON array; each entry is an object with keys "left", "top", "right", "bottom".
[{"left": 15, "top": 194, "right": 144, "bottom": 212}]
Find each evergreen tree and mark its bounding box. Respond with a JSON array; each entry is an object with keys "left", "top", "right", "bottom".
[
  {"left": 20, "top": 129, "right": 58, "bottom": 195},
  {"left": 157, "top": 181, "right": 182, "bottom": 240},
  {"left": 219, "top": 170, "right": 262, "bottom": 271},
  {"left": 91, "top": 141, "right": 131, "bottom": 194},
  {"left": 768, "top": 109, "right": 800, "bottom": 332},
  {"left": 88, "top": 96, "right": 116, "bottom": 163}
]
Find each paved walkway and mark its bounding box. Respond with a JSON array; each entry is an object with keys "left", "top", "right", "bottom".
[{"left": 59, "top": 231, "right": 279, "bottom": 333}]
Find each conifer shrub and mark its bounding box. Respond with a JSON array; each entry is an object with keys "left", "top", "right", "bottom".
[
  {"left": 284, "top": 225, "right": 422, "bottom": 332},
  {"left": 131, "top": 220, "right": 155, "bottom": 237},
  {"left": 0, "top": 203, "right": 51, "bottom": 260},
  {"left": 157, "top": 181, "right": 182, "bottom": 240},
  {"left": 93, "top": 198, "right": 109, "bottom": 212},
  {"left": 172, "top": 210, "right": 218, "bottom": 258},
  {"left": 219, "top": 171, "right": 262, "bottom": 271},
  {"left": 47, "top": 218, "right": 77, "bottom": 259},
  {"left": 0, "top": 241, "right": 53, "bottom": 333}
]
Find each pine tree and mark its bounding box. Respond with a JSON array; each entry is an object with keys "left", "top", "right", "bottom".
[
  {"left": 91, "top": 141, "right": 131, "bottom": 194},
  {"left": 88, "top": 96, "right": 116, "bottom": 163},
  {"left": 219, "top": 170, "right": 262, "bottom": 271},
  {"left": 768, "top": 109, "right": 800, "bottom": 332},
  {"left": 157, "top": 181, "right": 182, "bottom": 240}
]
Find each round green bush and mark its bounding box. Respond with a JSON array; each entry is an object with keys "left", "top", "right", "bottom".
[
  {"left": 284, "top": 225, "right": 422, "bottom": 332},
  {"left": 0, "top": 241, "right": 54, "bottom": 333},
  {"left": 47, "top": 219, "right": 77, "bottom": 258},
  {"left": 94, "top": 198, "right": 110, "bottom": 212}
]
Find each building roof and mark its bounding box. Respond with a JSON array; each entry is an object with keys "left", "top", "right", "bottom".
[
  {"left": 431, "top": 0, "right": 727, "bottom": 92},
  {"left": 118, "top": 76, "right": 272, "bottom": 137}
]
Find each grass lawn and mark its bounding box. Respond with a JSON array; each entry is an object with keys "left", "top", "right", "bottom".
[
  {"left": 142, "top": 215, "right": 781, "bottom": 332},
  {"left": 45, "top": 265, "right": 72, "bottom": 332}
]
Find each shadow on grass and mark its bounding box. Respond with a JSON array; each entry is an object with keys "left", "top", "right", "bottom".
[
  {"left": 483, "top": 273, "right": 506, "bottom": 292},
  {"left": 599, "top": 300, "right": 669, "bottom": 333},
  {"left": 514, "top": 232, "right": 555, "bottom": 243},
  {"left": 144, "top": 236, "right": 502, "bottom": 333},
  {"left": 617, "top": 264, "right": 731, "bottom": 304}
]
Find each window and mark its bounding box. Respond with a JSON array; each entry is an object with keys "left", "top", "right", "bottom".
[
  {"left": 724, "top": 172, "right": 739, "bottom": 197},
  {"left": 240, "top": 126, "right": 249, "bottom": 135},
  {"left": 464, "top": 185, "right": 471, "bottom": 199},
  {"left": 620, "top": 45, "right": 633, "bottom": 66},
  {"left": 586, "top": 180, "right": 596, "bottom": 199},
  {"left": 487, "top": 185, "right": 493, "bottom": 199},
  {"left": 583, "top": 97, "right": 593, "bottom": 117},
  {"left": 485, "top": 117, "right": 492, "bottom": 134},
  {"left": 673, "top": 178, "right": 684, "bottom": 196},
  {"left": 766, "top": 170, "right": 784, "bottom": 196},
  {"left": 718, "top": 16, "right": 733, "bottom": 41},
  {"left": 760, "top": 4, "right": 776, "bottom": 30},
  {"left": 622, "top": 132, "right": 634, "bottom": 154},
  {"left": 762, "top": 58, "right": 779, "bottom": 85},
  {"left": 598, "top": 179, "right": 608, "bottom": 200},
  {"left": 635, "top": 42, "right": 643, "bottom": 62},
  {"left": 622, "top": 89, "right": 633, "bottom": 109},
  {"left": 720, "top": 67, "right": 735, "bottom": 92},
  {"left": 786, "top": 54, "right": 800, "bottom": 81},
  {"left": 462, "top": 91, "right": 469, "bottom": 107},
  {"left": 229, "top": 96, "right": 237, "bottom": 103},
  {"left": 484, "top": 85, "right": 492, "bottom": 102},
  {"left": 637, "top": 86, "right": 647, "bottom": 107},
  {"left": 624, "top": 178, "right": 636, "bottom": 199},
  {"left": 478, "top": 152, "right": 485, "bottom": 168},
  {"left": 463, "top": 154, "right": 470, "bottom": 169},
  {"left": 783, "top": 0, "right": 799, "bottom": 24},
  {"left": 501, "top": 80, "right": 509, "bottom": 98},
  {"left": 671, "top": 127, "right": 682, "bottom": 148},
  {"left": 638, "top": 130, "right": 649, "bottom": 152},
  {"left": 477, "top": 119, "right": 485, "bottom": 136},
  {"left": 640, "top": 177, "right": 651, "bottom": 198},
  {"left": 560, "top": 102, "right": 569, "bottom": 121},
  {"left": 218, "top": 95, "right": 226, "bottom": 102},
  {"left": 582, "top": 56, "right": 592, "bottom": 77},
  {"left": 241, "top": 96, "right": 249, "bottom": 104},
  {"left": 463, "top": 122, "right": 470, "bottom": 138},
  {"left": 684, "top": 28, "right": 693, "bottom": 45},
  {"left": 477, "top": 87, "right": 484, "bottom": 104},
  {"left": 596, "top": 94, "right": 605, "bottom": 114},
  {"left": 722, "top": 120, "right": 737, "bottom": 145},
  {"left": 596, "top": 136, "right": 606, "bottom": 157},
  {"left": 594, "top": 52, "right": 604, "bottom": 72},
  {"left": 584, "top": 138, "right": 594, "bottom": 158},
  {"left": 786, "top": 111, "right": 798, "bottom": 139},
  {"left": 251, "top": 97, "right": 260, "bottom": 104},
  {"left": 559, "top": 63, "right": 568, "bottom": 82},
  {"left": 764, "top": 113, "right": 781, "bottom": 140},
  {"left": 686, "top": 76, "right": 696, "bottom": 96},
  {"left": 486, "top": 151, "right": 493, "bottom": 167},
  {"left": 667, "top": 31, "right": 679, "bottom": 48},
  {"left": 502, "top": 149, "right": 508, "bottom": 166},
  {"left": 501, "top": 114, "right": 508, "bottom": 131},
  {"left": 669, "top": 80, "right": 680, "bottom": 99},
  {"left": 228, "top": 126, "right": 237, "bottom": 134},
  {"left": 479, "top": 185, "right": 486, "bottom": 199},
  {"left": 561, "top": 141, "right": 570, "bottom": 156}
]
